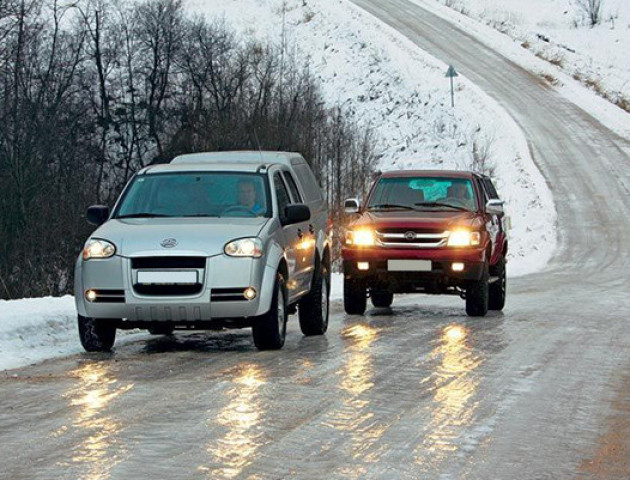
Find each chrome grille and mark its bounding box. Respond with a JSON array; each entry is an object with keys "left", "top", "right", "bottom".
[{"left": 375, "top": 229, "right": 449, "bottom": 248}]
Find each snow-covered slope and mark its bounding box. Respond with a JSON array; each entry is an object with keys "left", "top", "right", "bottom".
[
  {"left": 420, "top": 0, "right": 630, "bottom": 139},
  {"left": 431, "top": 0, "right": 630, "bottom": 109}
]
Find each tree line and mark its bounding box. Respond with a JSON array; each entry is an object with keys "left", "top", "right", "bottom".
[{"left": 0, "top": 0, "right": 378, "bottom": 299}]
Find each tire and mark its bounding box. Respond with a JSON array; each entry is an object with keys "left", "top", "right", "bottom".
[
  {"left": 371, "top": 291, "right": 393, "bottom": 308},
  {"left": 148, "top": 324, "right": 175, "bottom": 335},
  {"left": 78, "top": 315, "right": 117, "bottom": 352},
  {"left": 252, "top": 272, "right": 287, "bottom": 350},
  {"left": 344, "top": 277, "right": 366, "bottom": 315},
  {"left": 298, "top": 257, "right": 330, "bottom": 336},
  {"left": 489, "top": 257, "right": 507, "bottom": 311},
  {"left": 466, "top": 263, "right": 489, "bottom": 317}
]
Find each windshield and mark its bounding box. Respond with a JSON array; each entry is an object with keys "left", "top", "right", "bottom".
[
  {"left": 367, "top": 176, "right": 478, "bottom": 211},
  {"left": 114, "top": 172, "right": 271, "bottom": 219}
]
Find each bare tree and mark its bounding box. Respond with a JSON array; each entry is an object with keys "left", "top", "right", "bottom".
[
  {"left": 0, "top": 0, "right": 378, "bottom": 299},
  {"left": 575, "top": 0, "right": 604, "bottom": 27}
]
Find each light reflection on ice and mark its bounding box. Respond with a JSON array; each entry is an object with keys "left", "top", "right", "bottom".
[
  {"left": 200, "top": 363, "right": 267, "bottom": 479},
  {"left": 415, "top": 324, "right": 481, "bottom": 465},
  {"left": 62, "top": 362, "right": 133, "bottom": 480}
]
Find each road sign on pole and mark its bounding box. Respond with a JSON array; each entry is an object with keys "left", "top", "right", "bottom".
[{"left": 445, "top": 65, "right": 459, "bottom": 108}]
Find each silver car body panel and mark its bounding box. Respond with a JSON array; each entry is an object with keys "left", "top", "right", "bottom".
[{"left": 74, "top": 152, "right": 330, "bottom": 326}]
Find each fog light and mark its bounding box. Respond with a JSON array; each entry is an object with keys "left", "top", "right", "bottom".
[
  {"left": 85, "top": 290, "right": 97, "bottom": 302},
  {"left": 452, "top": 262, "right": 465, "bottom": 272},
  {"left": 244, "top": 288, "right": 257, "bottom": 300},
  {"left": 357, "top": 262, "right": 370, "bottom": 271}
]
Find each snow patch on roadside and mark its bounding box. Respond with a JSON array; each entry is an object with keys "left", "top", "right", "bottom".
[{"left": 0, "top": 297, "right": 145, "bottom": 371}]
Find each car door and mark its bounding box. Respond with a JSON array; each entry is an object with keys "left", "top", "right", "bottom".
[
  {"left": 477, "top": 176, "right": 500, "bottom": 261},
  {"left": 281, "top": 170, "right": 317, "bottom": 287},
  {"left": 482, "top": 176, "right": 507, "bottom": 260},
  {"left": 272, "top": 171, "right": 306, "bottom": 302}
]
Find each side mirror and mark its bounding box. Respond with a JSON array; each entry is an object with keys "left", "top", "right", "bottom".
[
  {"left": 344, "top": 198, "right": 360, "bottom": 214},
  {"left": 87, "top": 205, "right": 110, "bottom": 226},
  {"left": 486, "top": 199, "right": 504, "bottom": 216},
  {"left": 283, "top": 204, "right": 310, "bottom": 226}
]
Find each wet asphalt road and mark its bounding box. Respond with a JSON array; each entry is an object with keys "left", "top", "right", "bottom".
[{"left": 3, "top": 0, "right": 630, "bottom": 478}]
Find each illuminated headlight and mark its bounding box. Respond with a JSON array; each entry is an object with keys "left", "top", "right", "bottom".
[
  {"left": 345, "top": 229, "right": 375, "bottom": 246},
  {"left": 82, "top": 239, "right": 116, "bottom": 260},
  {"left": 224, "top": 238, "right": 263, "bottom": 258},
  {"left": 447, "top": 230, "right": 481, "bottom": 247}
]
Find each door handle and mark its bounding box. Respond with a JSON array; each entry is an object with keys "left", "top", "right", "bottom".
[
  {"left": 297, "top": 229, "right": 304, "bottom": 239},
  {"left": 309, "top": 223, "right": 315, "bottom": 234}
]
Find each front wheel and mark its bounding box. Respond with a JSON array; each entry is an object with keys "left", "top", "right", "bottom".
[
  {"left": 466, "top": 263, "right": 489, "bottom": 317},
  {"left": 298, "top": 257, "right": 330, "bottom": 336},
  {"left": 489, "top": 257, "right": 506, "bottom": 311},
  {"left": 252, "top": 272, "right": 287, "bottom": 350},
  {"left": 78, "top": 315, "right": 117, "bottom": 352},
  {"left": 344, "top": 277, "right": 366, "bottom": 315}
]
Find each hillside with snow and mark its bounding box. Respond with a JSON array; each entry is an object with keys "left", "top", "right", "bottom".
[{"left": 422, "top": 0, "right": 630, "bottom": 130}]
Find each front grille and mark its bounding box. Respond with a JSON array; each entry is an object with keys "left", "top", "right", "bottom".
[
  {"left": 376, "top": 229, "right": 448, "bottom": 248},
  {"left": 378, "top": 227, "right": 444, "bottom": 235},
  {"left": 133, "top": 284, "right": 203, "bottom": 296},
  {"left": 131, "top": 257, "right": 206, "bottom": 269}
]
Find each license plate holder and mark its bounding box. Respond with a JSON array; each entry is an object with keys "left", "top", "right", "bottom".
[
  {"left": 387, "top": 260, "right": 432, "bottom": 272},
  {"left": 137, "top": 271, "right": 198, "bottom": 285}
]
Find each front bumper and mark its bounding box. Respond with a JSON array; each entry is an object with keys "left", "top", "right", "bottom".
[
  {"left": 74, "top": 253, "right": 277, "bottom": 323},
  {"left": 342, "top": 246, "right": 486, "bottom": 291}
]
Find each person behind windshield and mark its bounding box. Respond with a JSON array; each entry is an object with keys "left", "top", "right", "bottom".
[
  {"left": 446, "top": 183, "right": 474, "bottom": 209},
  {"left": 237, "top": 180, "right": 265, "bottom": 215}
]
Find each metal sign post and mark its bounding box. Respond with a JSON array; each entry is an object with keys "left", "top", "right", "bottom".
[{"left": 445, "top": 65, "right": 459, "bottom": 108}]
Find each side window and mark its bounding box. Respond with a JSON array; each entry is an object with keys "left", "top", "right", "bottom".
[
  {"left": 283, "top": 171, "right": 303, "bottom": 203},
  {"left": 483, "top": 178, "right": 499, "bottom": 199},
  {"left": 294, "top": 164, "right": 323, "bottom": 202},
  {"left": 273, "top": 172, "right": 291, "bottom": 221},
  {"left": 476, "top": 177, "right": 491, "bottom": 204}
]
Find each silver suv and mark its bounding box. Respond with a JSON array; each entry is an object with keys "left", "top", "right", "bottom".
[{"left": 74, "top": 151, "right": 331, "bottom": 351}]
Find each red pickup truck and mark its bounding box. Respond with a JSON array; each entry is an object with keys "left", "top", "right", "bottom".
[{"left": 342, "top": 170, "right": 508, "bottom": 316}]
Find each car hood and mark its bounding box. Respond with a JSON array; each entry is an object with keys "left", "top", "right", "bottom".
[
  {"left": 350, "top": 210, "right": 483, "bottom": 230},
  {"left": 90, "top": 217, "right": 270, "bottom": 257}
]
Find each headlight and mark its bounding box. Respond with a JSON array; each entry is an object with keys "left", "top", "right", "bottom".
[
  {"left": 82, "top": 239, "right": 116, "bottom": 260},
  {"left": 224, "top": 238, "right": 263, "bottom": 258},
  {"left": 345, "top": 229, "right": 375, "bottom": 246},
  {"left": 447, "top": 230, "right": 481, "bottom": 247}
]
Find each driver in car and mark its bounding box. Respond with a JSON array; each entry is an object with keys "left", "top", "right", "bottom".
[
  {"left": 237, "top": 179, "right": 265, "bottom": 215},
  {"left": 447, "top": 183, "right": 474, "bottom": 209}
]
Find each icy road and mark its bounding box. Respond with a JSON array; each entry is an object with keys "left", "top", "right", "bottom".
[{"left": 3, "top": 0, "right": 630, "bottom": 478}]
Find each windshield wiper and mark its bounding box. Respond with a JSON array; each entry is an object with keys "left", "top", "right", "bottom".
[
  {"left": 368, "top": 204, "right": 416, "bottom": 211},
  {"left": 414, "top": 202, "right": 471, "bottom": 212},
  {"left": 116, "top": 213, "right": 172, "bottom": 219}
]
